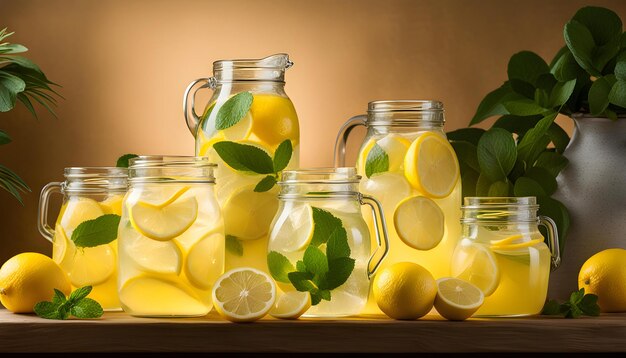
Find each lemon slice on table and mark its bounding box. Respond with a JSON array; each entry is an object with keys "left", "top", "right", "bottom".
[
  {"left": 270, "top": 291, "right": 311, "bottom": 319},
  {"left": 184, "top": 233, "right": 225, "bottom": 290},
  {"left": 404, "top": 132, "right": 459, "bottom": 198},
  {"left": 434, "top": 277, "right": 484, "bottom": 321},
  {"left": 129, "top": 186, "right": 198, "bottom": 241},
  {"left": 222, "top": 185, "right": 278, "bottom": 240},
  {"left": 451, "top": 241, "right": 500, "bottom": 296},
  {"left": 222, "top": 112, "right": 253, "bottom": 141},
  {"left": 269, "top": 203, "right": 314, "bottom": 252},
  {"left": 119, "top": 276, "right": 208, "bottom": 316},
  {"left": 212, "top": 267, "right": 276, "bottom": 322},
  {"left": 393, "top": 196, "right": 445, "bottom": 250},
  {"left": 126, "top": 233, "right": 183, "bottom": 275},
  {"left": 250, "top": 94, "right": 299, "bottom": 147},
  {"left": 68, "top": 242, "right": 116, "bottom": 287}
]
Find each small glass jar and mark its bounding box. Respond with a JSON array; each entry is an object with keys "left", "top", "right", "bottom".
[
  {"left": 267, "top": 168, "right": 389, "bottom": 317},
  {"left": 117, "top": 156, "right": 224, "bottom": 317},
  {"left": 38, "top": 167, "right": 128, "bottom": 310},
  {"left": 453, "top": 197, "right": 561, "bottom": 317}
]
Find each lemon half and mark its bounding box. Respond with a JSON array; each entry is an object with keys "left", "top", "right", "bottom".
[
  {"left": 212, "top": 267, "right": 276, "bottom": 322},
  {"left": 270, "top": 291, "right": 312, "bottom": 319},
  {"left": 393, "top": 196, "right": 445, "bottom": 251},
  {"left": 435, "top": 277, "right": 484, "bottom": 321}
]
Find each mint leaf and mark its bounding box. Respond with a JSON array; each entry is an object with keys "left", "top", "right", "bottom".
[
  {"left": 565, "top": 20, "right": 598, "bottom": 76},
  {"left": 580, "top": 294, "right": 601, "bottom": 316},
  {"left": 213, "top": 141, "right": 274, "bottom": 174},
  {"left": 34, "top": 301, "right": 62, "bottom": 319},
  {"left": 52, "top": 289, "right": 66, "bottom": 306},
  {"left": 254, "top": 175, "right": 277, "bottom": 193},
  {"left": 215, "top": 92, "right": 253, "bottom": 130},
  {"left": 503, "top": 99, "right": 547, "bottom": 116},
  {"left": 572, "top": 6, "right": 622, "bottom": 48},
  {"left": 321, "top": 257, "right": 355, "bottom": 291},
  {"left": 310, "top": 207, "right": 344, "bottom": 247},
  {"left": 68, "top": 286, "right": 92, "bottom": 304},
  {"left": 542, "top": 299, "right": 561, "bottom": 315},
  {"left": 548, "top": 79, "right": 576, "bottom": 108},
  {"left": 225, "top": 235, "right": 243, "bottom": 257},
  {"left": 569, "top": 288, "right": 585, "bottom": 305},
  {"left": 310, "top": 293, "right": 322, "bottom": 305},
  {"left": 267, "top": 251, "right": 295, "bottom": 283},
  {"left": 273, "top": 140, "right": 293, "bottom": 172},
  {"left": 542, "top": 288, "right": 599, "bottom": 319},
  {"left": 116, "top": 154, "right": 138, "bottom": 168},
  {"left": 288, "top": 271, "right": 316, "bottom": 292},
  {"left": 70, "top": 298, "right": 103, "bottom": 319},
  {"left": 326, "top": 227, "right": 350, "bottom": 261},
  {"left": 365, "top": 143, "right": 389, "bottom": 178},
  {"left": 303, "top": 246, "right": 328, "bottom": 275},
  {"left": 319, "top": 290, "right": 331, "bottom": 301},
  {"left": 477, "top": 128, "right": 517, "bottom": 182},
  {"left": 296, "top": 260, "right": 306, "bottom": 272},
  {"left": 71, "top": 214, "right": 120, "bottom": 248}
]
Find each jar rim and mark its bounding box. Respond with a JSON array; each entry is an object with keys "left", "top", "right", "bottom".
[
  {"left": 279, "top": 167, "right": 361, "bottom": 185},
  {"left": 368, "top": 100, "right": 444, "bottom": 113},
  {"left": 213, "top": 53, "right": 292, "bottom": 70},
  {"left": 462, "top": 196, "right": 539, "bottom": 209},
  {"left": 64, "top": 167, "right": 128, "bottom": 179},
  {"left": 129, "top": 155, "right": 217, "bottom": 168}
]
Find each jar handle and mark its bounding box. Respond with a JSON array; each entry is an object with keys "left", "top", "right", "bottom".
[
  {"left": 539, "top": 215, "right": 561, "bottom": 271},
  {"left": 333, "top": 115, "right": 367, "bottom": 167},
  {"left": 360, "top": 194, "right": 390, "bottom": 279},
  {"left": 38, "top": 182, "right": 62, "bottom": 243},
  {"left": 183, "top": 77, "right": 216, "bottom": 136}
]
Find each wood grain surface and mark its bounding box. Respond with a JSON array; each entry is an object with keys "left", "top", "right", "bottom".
[{"left": 0, "top": 310, "right": 624, "bottom": 352}]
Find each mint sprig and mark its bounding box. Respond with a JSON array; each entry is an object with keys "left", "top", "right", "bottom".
[
  {"left": 214, "top": 139, "right": 293, "bottom": 192},
  {"left": 71, "top": 214, "right": 121, "bottom": 248},
  {"left": 34, "top": 286, "right": 104, "bottom": 320},
  {"left": 225, "top": 235, "right": 244, "bottom": 256},
  {"left": 267, "top": 207, "right": 355, "bottom": 305},
  {"left": 116, "top": 153, "right": 138, "bottom": 168},
  {"left": 215, "top": 92, "right": 253, "bottom": 130},
  {"left": 542, "top": 288, "right": 601, "bottom": 318},
  {"left": 365, "top": 143, "right": 389, "bottom": 178}
]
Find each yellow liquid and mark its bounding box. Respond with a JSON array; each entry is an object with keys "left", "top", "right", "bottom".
[
  {"left": 356, "top": 131, "right": 462, "bottom": 315},
  {"left": 118, "top": 184, "right": 224, "bottom": 317},
  {"left": 196, "top": 93, "right": 299, "bottom": 275},
  {"left": 52, "top": 194, "right": 124, "bottom": 310}
]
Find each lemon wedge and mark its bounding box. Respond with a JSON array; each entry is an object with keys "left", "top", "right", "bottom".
[
  {"left": 129, "top": 186, "right": 198, "bottom": 241},
  {"left": 451, "top": 241, "right": 500, "bottom": 296},
  {"left": 269, "top": 203, "right": 314, "bottom": 252},
  {"left": 393, "top": 196, "right": 445, "bottom": 250},
  {"left": 270, "top": 291, "right": 311, "bottom": 319},
  {"left": 434, "top": 277, "right": 484, "bottom": 320},
  {"left": 212, "top": 267, "right": 276, "bottom": 322},
  {"left": 126, "top": 233, "right": 183, "bottom": 275},
  {"left": 184, "top": 233, "right": 225, "bottom": 290},
  {"left": 404, "top": 132, "right": 460, "bottom": 198},
  {"left": 120, "top": 276, "right": 208, "bottom": 317},
  {"left": 222, "top": 185, "right": 278, "bottom": 240}
]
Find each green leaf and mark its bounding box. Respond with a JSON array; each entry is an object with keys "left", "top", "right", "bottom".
[
  {"left": 517, "top": 112, "right": 557, "bottom": 167},
  {"left": 267, "top": 251, "right": 295, "bottom": 283},
  {"left": 116, "top": 154, "right": 138, "bottom": 168},
  {"left": 513, "top": 177, "right": 546, "bottom": 197},
  {"left": 477, "top": 128, "right": 517, "bottom": 182},
  {"left": 225, "top": 235, "right": 243, "bottom": 257},
  {"left": 0, "top": 43, "right": 27, "bottom": 54},
  {"left": 68, "top": 286, "right": 92, "bottom": 305},
  {"left": 326, "top": 226, "right": 351, "bottom": 261},
  {"left": 71, "top": 214, "right": 121, "bottom": 248},
  {"left": 542, "top": 299, "right": 561, "bottom": 315},
  {"left": 460, "top": 166, "right": 479, "bottom": 198},
  {"left": 547, "top": 123, "right": 570, "bottom": 153},
  {"left": 615, "top": 52, "right": 626, "bottom": 80},
  {"left": 446, "top": 128, "right": 485, "bottom": 146},
  {"left": 273, "top": 139, "right": 293, "bottom": 172},
  {"left": 319, "top": 290, "right": 331, "bottom": 301},
  {"left": 535, "top": 151, "right": 569, "bottom": 177},
  {"left": 310, "top": 207, "right": 344, "bottom": 247},
  {"left": 303, "top": 246, "right": 328, "bottom": 275},
  {"left": 0, "top": 130, "right": 11, "bottom": 145},
  {"left": 215, "top": 92, "right": 253, "bottom": 130},
  {"left": 213, "top": 141, "right": 275, "bottom": 174},
  {"left": 508, "top": 158, "right": 526, "bottom": 182},
  {"left": 0, "top": 72, "right": 26, "bottom": 112},
  {"left": 451, "top": 141, "right": 480, "bottom": 172},
  {"left": 565, "top": 19, "right": 600, "bottom": 76},
  {"left": 288, "top": 271, "right": 316, "bottom": 292},
  {"left": 70, "top": 298, "right": 103, "bottom": 319},
  {"left": 310, "top": 292, "right": 322, "bottom": 305},
  {"left": 493, "top": 115, "right": 541, "bottom": 137},
  {"left": 551, "top": 50, "right": 584, "bottom": 82},
  {"left": 476, "top": 173, "right": 493, "bottom": 197},
  {"left": 321, "top": 257, "right": 355, "bottom": 291},
  {"left": 254, "top": 175, "right": 277, "bottom": 192},
  {"left": 503, "top": 99, "right": 547, "bottom": 116},
  {"left": 52, "top": 289, "right": 67, "bottom": 306},
  {"left": 589, "top": 75, "right": 618, "bottom": 114},
  {"left": 580, "top": 294, "right": 601, "bottom": 316},
  {"left": 470, "top": 83, "right": 514, "bottom": 125},
  {"left": 549, "top": 46, "right": 569, "bottom": 69},
  {"left": 572, "top": 6, "right": 622, "bottom": 47},
  {"left": 525, "top": 167, "right": 557, "bottom": 195},
  {"left": 537, "top": 196, "right": 570, "bottom": 252},
  {"left": 365, "top": 143, "right": 389, "bottom": 178},
  {"left": 33, "top": 301, "right": 62, "bottom": 319},
  {"left": 488, "top": 180, "right": 511, "bottom": 197},
  {"left": 507, "top": 51, "right": 550, "bottom": 87},
  {"left": 548, "top": 79, "right": 577, "bottom": 107},
  {"left": 296, "top": 260, "right": 307, "bottom": 272},
  {"left": 608, "top": 80, "right": 626, "bottom": 108}
]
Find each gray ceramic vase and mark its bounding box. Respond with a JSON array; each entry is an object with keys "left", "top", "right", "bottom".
[{"left": 549, "top": 114, "right": 626, "bottom": 299}]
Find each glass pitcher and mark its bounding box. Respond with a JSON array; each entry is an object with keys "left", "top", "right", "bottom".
[
  {"left": 117, "top": 156, "right": 224, "bottom": 317},
  {"left": 267, "top": 168, "right": 389, "bottom": 317},
  {"left": 455, "top": 197, "right": 560, "bottom": 316},
  {"left": 334, "top": 100, "right": 461, "bottom": 315},
  {"left": 183, "top": 53, "right": 299, "bottom": 275},
  {"left": 38, "top": 167, "right": 128, "bottom": 310}
]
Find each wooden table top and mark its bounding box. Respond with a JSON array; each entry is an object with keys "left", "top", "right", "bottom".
[{"left": 0, "top": 309, "right": 624, "bottom": 352}]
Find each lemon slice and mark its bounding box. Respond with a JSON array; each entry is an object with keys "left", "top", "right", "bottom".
[
  {"left": 489, "top": 234, "right": 524, "bottom": 247},
  {"left": 126, "top": 234, "right": 183, "bottom": 275},
  {"left": 129, "top": 186, "right": 198, "bottom": 241},
  {"left": 68, "top": 243, "right": 116, "bottom": 287},
  {"left": 269, "top": 203, "right": 314, "bottom": 252},
  {"left": 120, "top": 276, "right": 208, "bottom": 316},
  {"left": 212, "top": 267, "right": 276, "bottom": 322},
  {"left": 99, "top": 195, "right": 124, "bottom": 215},
  {"left": 270, "top": 291, "right": 311, "bottom": 319},
  {"left": 222, "top": 185, "right": 278, "bottom": 240},
  {"left": 357, "top": 134, "right": 411, "bottom": 175},
  {"left": 60, "top": 197, "right": 105, "bottom": 234},
  {"left": 361, "top": 172, "right": 412, "bottom": 211},
  {"left": 490, "top": 238, "right": 545, "bottom": 251},
  {"left": 184, "top": 233, "right": 225, "bottom": 289},
  {"left": 250, "top": 94, "right": 299, "bottom": 147},
  {"left": 404, "top": 132, "right": 460, "bottom": 198},
  {"left": 434, "top": 277, "right": 484, "bottom": 321},
  {"left": 223, "top": 112, "right": 253, "bottom": 141},
  {"left": 393, "top": 196, "right": 445, "bottom": 250},
  {"left": 451, "top": 241, "right": 500, "bottom": 296},
  {"left": 197, "top": 130, "right": 225, "bottom": 157}
]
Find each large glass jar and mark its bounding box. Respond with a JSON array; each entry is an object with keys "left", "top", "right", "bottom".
[
  {"left": 183, "top": 53, "right": 299, "bottom": 275},
  {"left": 335, "top": 100, "right": 462, "bottom": 315},
  {"left": 267, "top": 168, "right": 389, "bottom": 317},
  {"left": 455, "top": 197, "right": 560, "bottom": 316},
  {"left": 117, "top": 156, "right": 224, "bottom": 317},
  {"left": 38, "top": 167, "right": 128, "bottom": 310}
]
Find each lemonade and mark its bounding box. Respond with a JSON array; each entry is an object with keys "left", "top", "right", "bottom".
[{"left": 117, "top": 156, "right": 224, "bottom": 317}]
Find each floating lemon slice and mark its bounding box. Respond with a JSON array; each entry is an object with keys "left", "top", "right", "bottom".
[
  {"left": 129, "top": 186, "right": 198, "bottom": 241},
  {"left": 434, "top": 277, "right": 484, "bottom": 321},
  {"left": 489, "top": 234, "right": 524, "bottom": 247},
  {"left": 491, "top": 238, "right": 545, "bottom": 251},
  {"left": 119, "top": 276, "right": 208, "bottom": 316},
  {"left": 393, "top": 196, "right": 445, "bottom": 250},
  {"left": 269, "top": 203, "right": 314, "bottom": 252},
  {"left": 270, "top": 291, "right": 311, "bottom": 319},
  {"left": 197, "top": 131, "right": 225, "bottom": 157},
  {"left": 52, "top": 225, "right": 75, "bottom": 269},
  {"left": 212, "top": 267, "right": 276, "bottom": 322},
  {"left": 127, "top": 234, "right": 183, "bottom": 275},
  {"left": 250, "top": 94, "right": 299, "bottom": 147},
  {"left": 404, "top": 132, "right": 460, "bottom": 198},
  {"left": 184, "top": 233, "right": 225, "bottom": 290},
  {"left": 60, "top": 197, "right": 105, "bottom": 234},
  {"left": 223, "top": 112, "right": 253, "bottom": 141},
  {"left": 357, "top": 134, "right": 411, "bottom": 175},
  {"left": 451, "top": 242, "right": 500, "bottom": 296},
  {"left": 69, "top": 242, "right": 116, "bottom": 287},
  {"left": 99, "top": 195, "right": 124, "bottom": 215},
  {"left": 222, "top": 185, "right": 278, "bottom": 240}
]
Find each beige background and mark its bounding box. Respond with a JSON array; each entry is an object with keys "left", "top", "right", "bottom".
[{"left": 0, "top": 0, "right": 624, "bottom": 262}]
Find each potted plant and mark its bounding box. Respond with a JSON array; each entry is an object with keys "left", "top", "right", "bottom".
[
  {"left": 448, "top": 6, "right": 625, "bottom": 299},
  {"left": 0, "top": 28, "right": 59, "bottom": 202}
]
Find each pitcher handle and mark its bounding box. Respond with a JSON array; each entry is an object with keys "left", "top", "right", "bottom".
[
  {"left": 333, "top": 115, "right": 367, "bottom": 167},
  {"left": 360, "top": 194, "right": 390, "bottom": 279},
  {"left": 539, "top": 215, "right": 561, "bottom": 270},
  {"left": 183, "top": 77, "right": 216, "bottom": 136},
  {"left": 38, "top": 182, "right": 62, "bottom": 243}
]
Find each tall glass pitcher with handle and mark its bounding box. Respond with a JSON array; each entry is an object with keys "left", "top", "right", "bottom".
[
  {"left": 334, "top": 100, "right": 462, "bottom": 315},
  {"left": 183, "top": 53, "right": 299, "bottom": 274}
]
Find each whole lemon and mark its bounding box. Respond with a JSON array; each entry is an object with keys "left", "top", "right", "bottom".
[
  {"left": 373, "top": 262, "right": 437, "bottom": 320},
  {"left": 578, "top": 248, "right": 626, "bottom": 312},
  {"left": 0, "top": 252, "right": 71, "bottom": 313}
]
